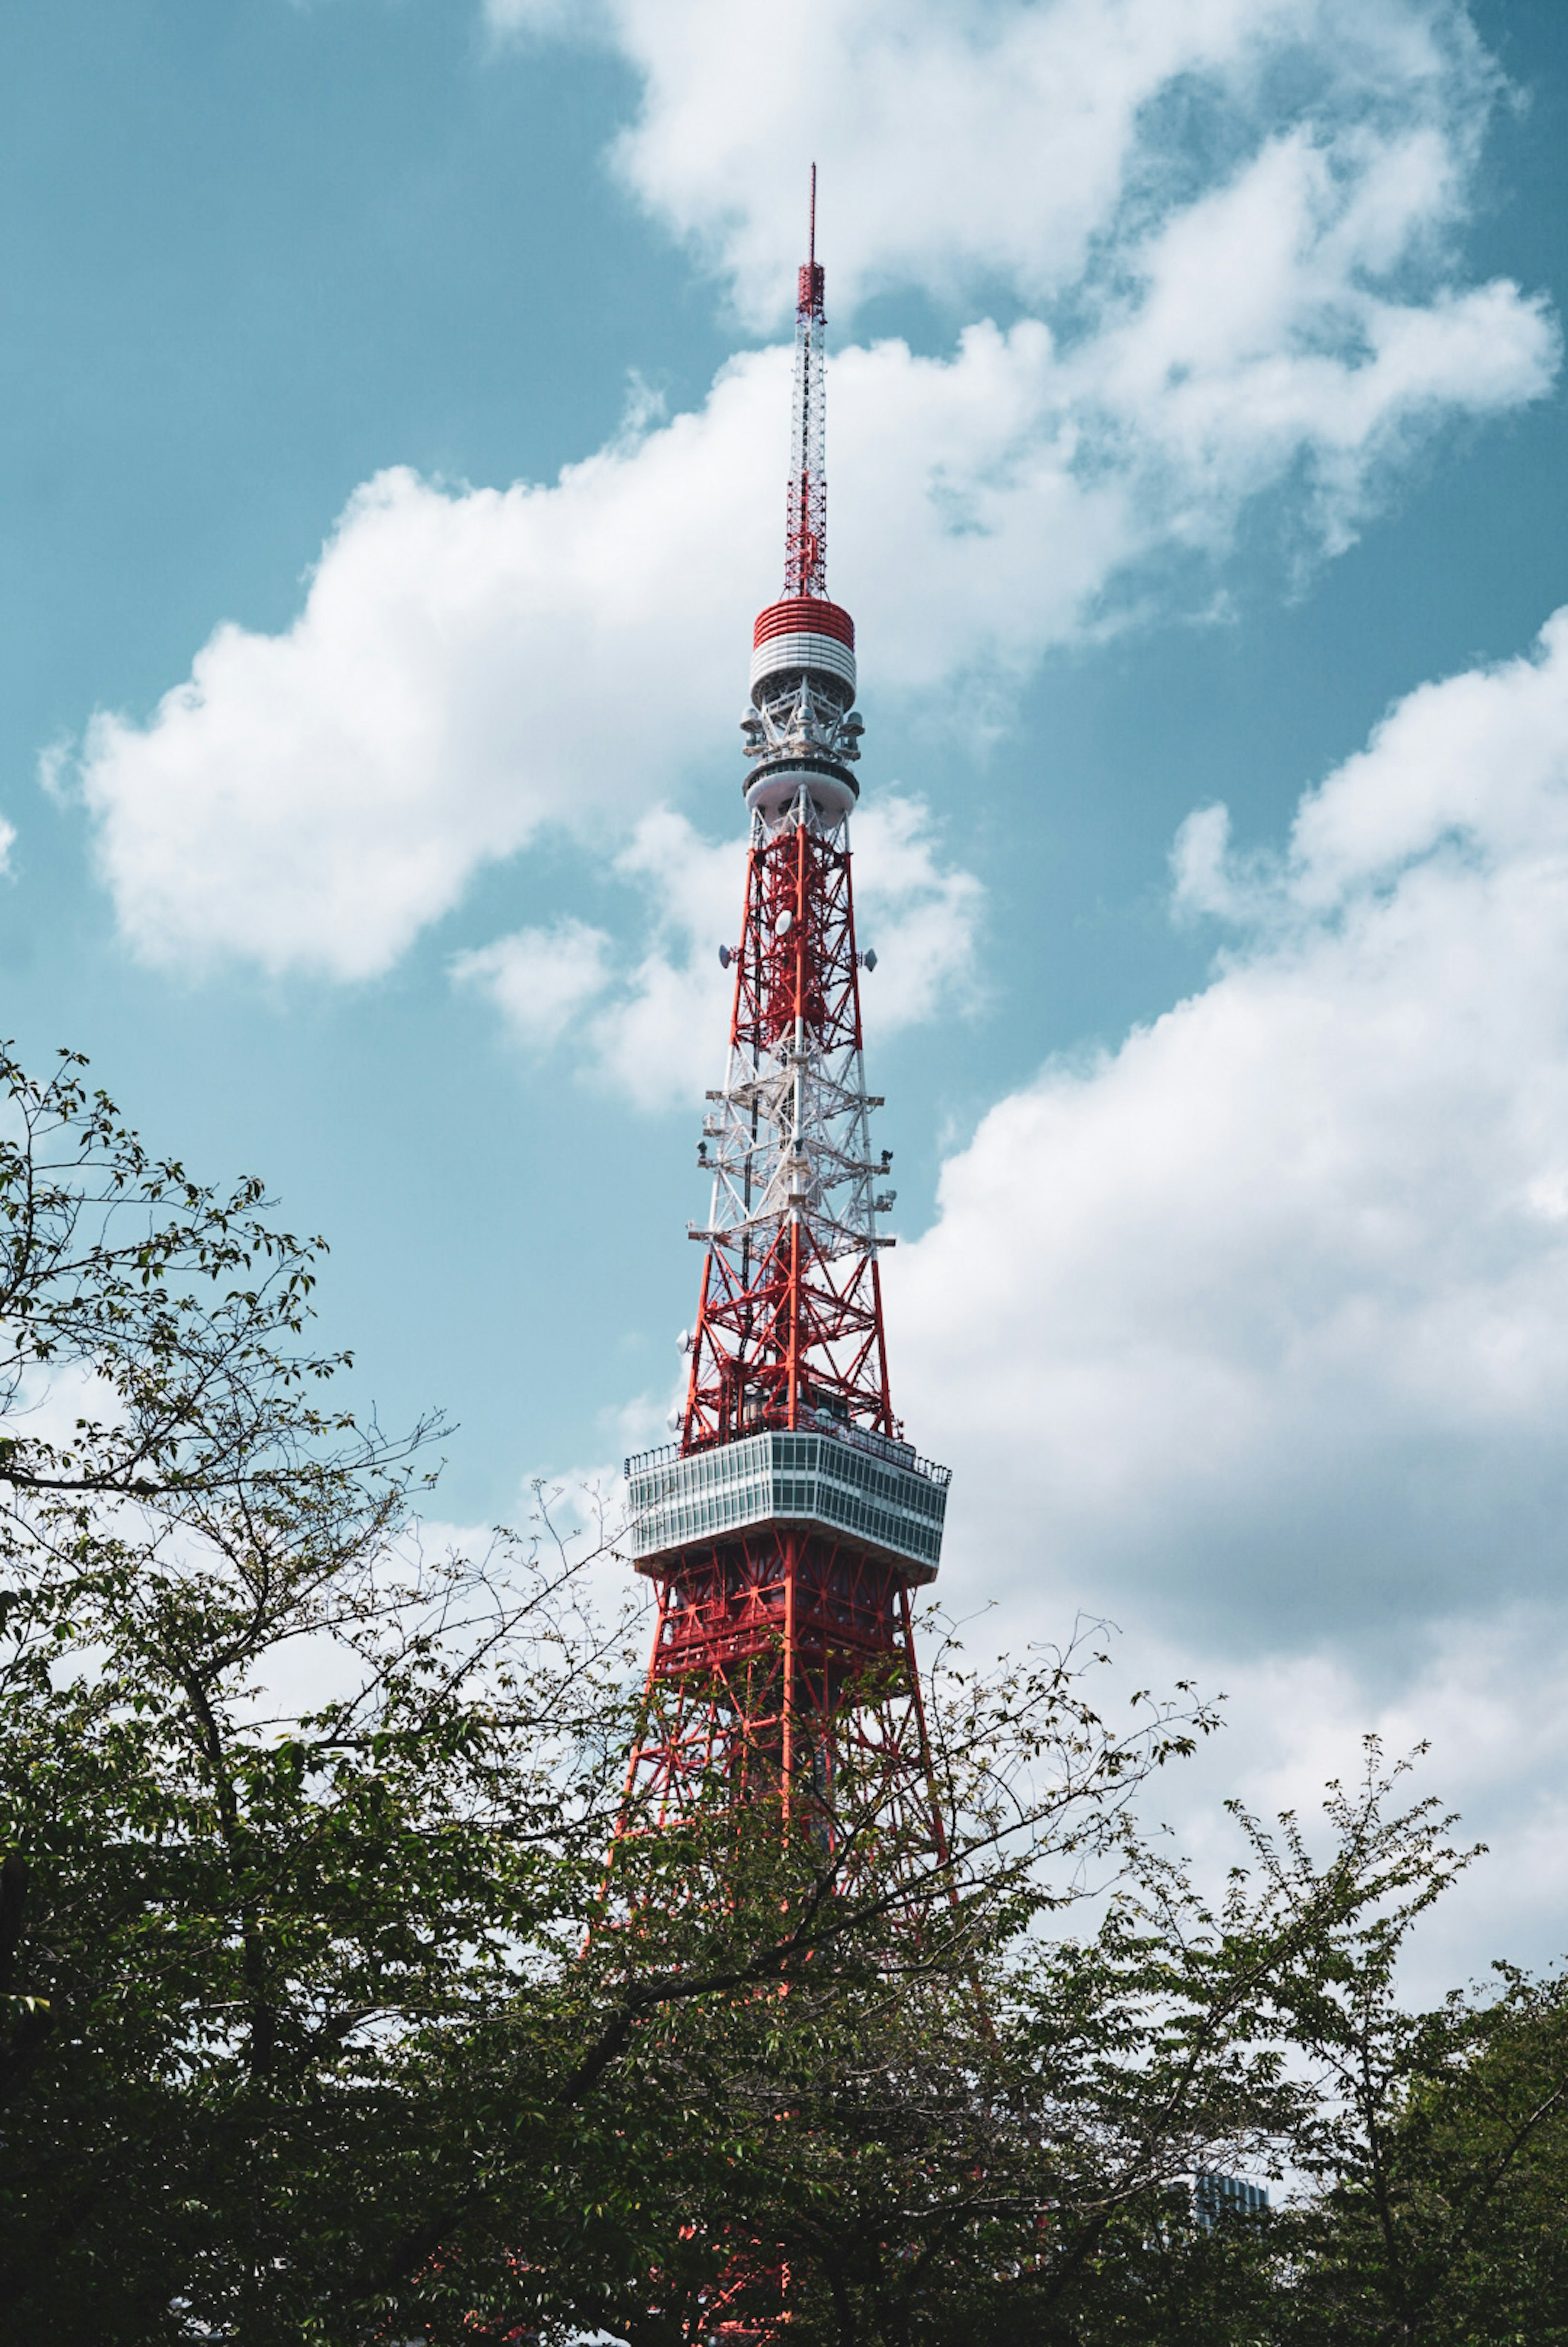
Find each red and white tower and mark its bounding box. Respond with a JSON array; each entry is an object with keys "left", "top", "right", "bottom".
[{"left": 622, "top": 178, "right": 949, "bottom": 1848}]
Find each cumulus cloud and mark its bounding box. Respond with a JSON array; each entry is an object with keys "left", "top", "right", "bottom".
[
  {"left": 895, "top": 607, "right": 1568, "bottom": 1656},
  {"left": 487, "top": 0, "right": 1499, "bottom": 323},
  {"left": 585, "top": 810, "right": 745, "bottom": 1112},
  {"left": 450, "top": 917, "right": 614, "bottom": 1049},
  {"left": 456, "top": 793, "right": 983, "bottom": 1111},
  {"left": 71, "top": 381, "right": 779, "bottom": 981},
  {"left": 60, "top": 0, "right": 1553, "bottom": 980},
  {"left": 1067, "top": 1600, "right": 1568, "bottom": 1990},
  {"left": 874, "top": 604, "right": 1568, "bottom": 1976}
]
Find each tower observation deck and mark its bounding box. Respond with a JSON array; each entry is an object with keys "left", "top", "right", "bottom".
[{"left": 621, "top": 175, "right": 950, "bottom": 1839}]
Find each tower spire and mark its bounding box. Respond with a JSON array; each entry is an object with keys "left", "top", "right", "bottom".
[{"left": 785, "top": 165, "right": 828, "bottom": 598}]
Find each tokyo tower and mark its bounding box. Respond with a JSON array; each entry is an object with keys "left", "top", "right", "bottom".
[{"left": 621, "top": 174, "right": 951, "bottom": 1850}]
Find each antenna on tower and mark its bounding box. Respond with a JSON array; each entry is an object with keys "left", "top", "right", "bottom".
[{"left": 786, "top": 165, "right": 828, "bottom": 599}]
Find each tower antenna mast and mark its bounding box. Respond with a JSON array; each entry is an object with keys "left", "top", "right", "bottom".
[{"left": 786, "top": 162, "right": 829, "bottom": 599}]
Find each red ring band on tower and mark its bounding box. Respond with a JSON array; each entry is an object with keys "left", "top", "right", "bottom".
[{"left": 753, "top": 597, "right": 855, "bottom": 650}]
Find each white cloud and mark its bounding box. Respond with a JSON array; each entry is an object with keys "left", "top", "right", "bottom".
[
  {"left": 895, "top": 607, "right": 1568, "bottom": 1650},
  {"left": 486, "top": 0, "right": 1497, "bottom": 325},
  {"left": 62, "top": 0, "right": 1554, "bottom": 980},
  {"left": 457, "top": 793, "right": 983, "bottom": 1112},
  {"left": 879, "top": 602, "right": 1568, "bottom": 1977},
  {"left": 1072, "top": 129, "right": 1550, "bottom": 560},
  {"left": 853, "top": 796, "right": 988, "bottom": 1029},
  {"left": 451, "top": 917, "right": 614, "bottom": 1049},
  {"left": 70, "top": 385, "right": 778, "bottom": 980},
  {"left": 1086, "top": 1602, "right": 1568, "bottom": 1990},
  {"left": 585, "top": 810, "right": 742, "bottom": 1113}
]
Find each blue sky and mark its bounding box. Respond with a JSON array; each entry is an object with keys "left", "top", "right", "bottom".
[{"left": 7, "top": 0, "right": 1568, "bottom": 1977}]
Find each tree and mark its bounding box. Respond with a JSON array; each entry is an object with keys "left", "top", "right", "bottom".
[{"left": 1276, "top": 1953, "right": 1568, "bottom": 2345}]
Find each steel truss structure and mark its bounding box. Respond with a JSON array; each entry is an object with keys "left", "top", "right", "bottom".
[
  {"left": 686, "top": 794, "right": 892, "bottom": 1445},
  {"left": 628, "top": 1530, "right": 942, "bottom": 1848}
]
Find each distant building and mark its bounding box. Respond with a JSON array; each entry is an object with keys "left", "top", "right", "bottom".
[{"left": 1194, "top": 2171, "right": 1270, "bottom": 2231}]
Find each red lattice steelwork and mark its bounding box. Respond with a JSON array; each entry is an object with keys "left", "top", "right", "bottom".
[{"left": 683, "top": 819, "right": 892, "bottom": 1449}]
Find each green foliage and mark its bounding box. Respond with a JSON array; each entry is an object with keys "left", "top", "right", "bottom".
[{"left": 1273, "top": 1963, "right": 1568, "bottom": 2346}]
